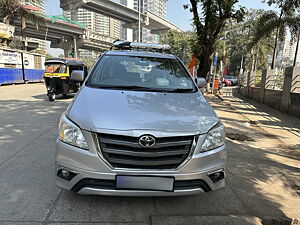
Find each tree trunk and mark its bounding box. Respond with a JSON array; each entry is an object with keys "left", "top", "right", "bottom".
[
  {"left": 293, "top": 34, "right": 300, "bottom": 67},
  {"left": 271, "top": 30, "right": 279, "bottom": 69},
  {"left": 271, "top": 12, "right": 283, "bottom": 69},
  {"left": 196, "top": 51, "right": 212, "bottom": 79}
]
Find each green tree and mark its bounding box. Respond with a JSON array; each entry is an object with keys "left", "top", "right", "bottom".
[
  {"left": 184, "top": 0, "right": 245, "bottom": 78},
  {"left": 224, "top": 9, "right": 275, "bottom": 74},
  {"left": 81, "top": 57, "right": 97, "bottom": 70},
  {"left": 46, "top": 53, "right": 53, "bottom": 60},
  {"left": 160, "top": 30, "right": 194, "bottom": 65},
  {"left": 250, "top": 0, "right": 300, "bottom": 69}
]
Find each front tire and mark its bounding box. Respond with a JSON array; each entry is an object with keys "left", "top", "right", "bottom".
[{"left": 48, "top": 93, "right": 56, "bottom": 101}]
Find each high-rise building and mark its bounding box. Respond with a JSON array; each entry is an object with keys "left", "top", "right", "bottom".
[
  {"left": 285, "top": 39, "right": 297, "bottom": 61},
  {"left": 64, "top": 8, "right": 120, "bottom": 58},
  {"left": 275, "top": 37, "right": 299, "bottom": 67},
  {"left": 25, "top": 0, "right": 45, "bottom": 12},
  {"left": 143, "top": 0, "right": 167, "bottom": 18},
  {"left": 120, "top": 0, "right": 134, "bottom": 41},
  {"left": 120, "top": 0, "right": 168, "bottom": 43}
]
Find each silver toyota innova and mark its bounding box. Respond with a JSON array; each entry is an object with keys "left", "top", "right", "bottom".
[{"left": 55, "top": 41, "right": 226, "bottom": 196}]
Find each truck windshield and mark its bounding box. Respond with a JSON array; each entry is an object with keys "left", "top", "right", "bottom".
[{"left": 86, "top": 55, "right": 196, "bottom": 92}]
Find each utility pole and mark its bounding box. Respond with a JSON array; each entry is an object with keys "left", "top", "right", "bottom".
[
  {"left": 138, "top": 0, "right": 141, "bottom": 42},
  {"left": 73, "top": 37, "right": 77, "bottom": 58},
  {"left": 293, "top": 33, "right": 300, "bottom": 67}
]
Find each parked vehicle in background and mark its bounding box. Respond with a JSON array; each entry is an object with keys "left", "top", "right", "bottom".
[
  {"left": 44, "top": 58, "right": 88, "bottom": 101},
  {"left": 55, "top": 41, "right": 226, "bottom": 196},
  {"left": 221, "top": 76, "right": 232, "bottom": 87},
  {"left": 223, "top": 76, "right": 238, "bottom": 86}
]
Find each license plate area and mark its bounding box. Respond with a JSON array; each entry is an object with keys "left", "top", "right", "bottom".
[{"left": 116, "top": 175, "right": 174, "bottom": 192}]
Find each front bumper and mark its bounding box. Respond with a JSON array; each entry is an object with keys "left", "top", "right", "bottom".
[{"left": 55, "top": 132, "right": 226, "bottom": 196}]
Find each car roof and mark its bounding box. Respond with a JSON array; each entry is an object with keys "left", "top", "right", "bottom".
[
  {"left": 104, "top": 50, "right": 177, "bottom": 59},
  {"left": 45, "top": 58, "right": 85, "bottom": 66}
]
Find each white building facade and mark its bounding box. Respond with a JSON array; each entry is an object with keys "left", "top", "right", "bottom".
[{"left": 25, "top": 0, "right": 45, "bottom": 11}]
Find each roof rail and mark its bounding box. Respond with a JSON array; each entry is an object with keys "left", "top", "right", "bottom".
[{"left": 111, "top": 41, "right": 171, "bottom": 53}]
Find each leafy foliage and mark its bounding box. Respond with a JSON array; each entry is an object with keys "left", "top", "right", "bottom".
[
  {"left": 46, "top": 53, "right": 54, "bottom": 60},
  {"left": 81, "top": 57, "right": 97, "bottom": 70},
  {"left": 250, "top": 0, "right": 300, "bottom": 68},
  {"left": 184, "top": 0, "right": 245, "bottom": 78},
  {"left": 160, "top": 30, "right": 194, "bottom": 65},
  {"left": 223, "top": 9, "right": 275, "bottom": 74}
]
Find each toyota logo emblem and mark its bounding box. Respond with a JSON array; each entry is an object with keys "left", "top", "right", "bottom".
[{"left": 139, "top": 135, "right": 156, "bottom": 147}]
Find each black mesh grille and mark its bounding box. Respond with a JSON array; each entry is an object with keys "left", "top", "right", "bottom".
[
  {"left": 97, "top": 133, "right": 195, "bottom": 169},
  {"left": 71, "top": 178, "right": 211, "bottom": 193}
]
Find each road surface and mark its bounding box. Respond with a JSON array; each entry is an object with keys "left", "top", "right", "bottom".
[{"left": 0, "top": 83, "right": 299, "bottom": 225}]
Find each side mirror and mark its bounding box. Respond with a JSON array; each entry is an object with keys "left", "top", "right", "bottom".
[
  {"left": 71, "top": 70, "right": 85, "bottom": 82},
  {"left": 196, "top": 77, "right": 206, "bottom": 88}
]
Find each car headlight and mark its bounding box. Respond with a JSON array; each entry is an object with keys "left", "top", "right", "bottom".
[
  {"left": 59, "top": 114, "right": 88, "bottom": 150},
  {"left": 201, "top": 121, "right": 225, "bottom": 152}
]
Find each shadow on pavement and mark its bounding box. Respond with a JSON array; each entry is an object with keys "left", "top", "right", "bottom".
[
  {"left": 32, "top": 93, "right": 76, "bottom": 101},
  {"left": 0, "top": 91, "right": 299, "bottom": 224},
  {"left": 0, "top": 97, "right": 70, "bottom": 222},
  {"left": 228, "top": 90, "right": 300, "bottom": 138}
]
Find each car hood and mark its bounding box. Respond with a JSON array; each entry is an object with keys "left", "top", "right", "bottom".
[{"left": 68, "top": 86, "right": 219, "bottom": 135}]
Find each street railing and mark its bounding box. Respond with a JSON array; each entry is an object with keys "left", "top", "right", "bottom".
[
  {"left": 265, "top": 72, "right": 284, "bottom": 91},
  {"left": 238, "top": 67, "right": 300, "bottom": 118}
]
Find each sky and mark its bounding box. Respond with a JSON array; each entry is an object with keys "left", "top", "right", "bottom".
[{"left": 45, "top": 0, "right": 277, "bottom": 56}]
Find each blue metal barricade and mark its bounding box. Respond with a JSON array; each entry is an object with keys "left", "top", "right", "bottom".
[
  {"left": 0, "top": 68, "right": 24, "bottom": 85},
  {"left": 24, "top": 69, "right": 44, "bottom": 83}
]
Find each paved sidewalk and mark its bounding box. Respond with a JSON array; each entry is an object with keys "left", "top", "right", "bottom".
[
  {"left": 220, "top": 87, "right": 300, "bottom": 147},
  {"left": 206, "top": 89, "right": 300, "bottom": 221}
]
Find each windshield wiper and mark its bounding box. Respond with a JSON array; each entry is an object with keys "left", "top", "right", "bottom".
[
  {"left": 166, "top": 88, "right": 195, "bottom": 93},
  {"left": 93, "top": 85, "right": 195, "bottom": 93},
  {"left": 94, "top": 85, "right": 154, "bottom": 90}
]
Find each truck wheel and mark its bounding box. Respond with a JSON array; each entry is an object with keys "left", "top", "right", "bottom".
[{"left": 48, "top": 93, "right": 56, "bottom": 101}]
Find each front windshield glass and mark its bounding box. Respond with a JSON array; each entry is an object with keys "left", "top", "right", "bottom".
[
  {"left": 86, "top": 55, "right": 196, "bottom": 92},
  {"left": 45, "top": 64, "right": 67, "bottom": 73}
]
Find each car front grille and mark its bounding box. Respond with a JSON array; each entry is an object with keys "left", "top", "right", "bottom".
[{"left": 97, "top": 133, "right": 196, "bottom": 169}]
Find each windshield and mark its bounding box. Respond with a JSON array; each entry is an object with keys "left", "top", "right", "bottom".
[
  {"left": 45, "top": 64, "right": 67, "bottom": 73},
  {"left": 86, "top": 55, "right": 196, "bottom": 92},
  {"left": 224, "top": 76, "right": 236, "bottom": 79}
]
